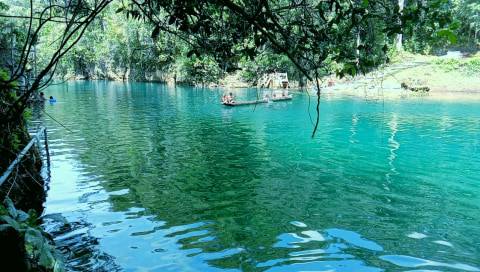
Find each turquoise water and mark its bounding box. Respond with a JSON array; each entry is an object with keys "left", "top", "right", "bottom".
[{"left": 37, "top": 81, "right": 480, "bottom": 271}]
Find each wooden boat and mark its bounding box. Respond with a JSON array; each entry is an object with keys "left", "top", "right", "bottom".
[
  {"left": 222, "top": 95, "right": 292, "bottom": 106},
  {"left": 222, "top": 99, "right": 268, "bottom": 107}
]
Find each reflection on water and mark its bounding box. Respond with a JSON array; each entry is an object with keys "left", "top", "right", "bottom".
[
  {"left": 385, "top": 113, "right": 399, "bottom": 188},
  {"left": 380, "top": 255, "right": 480, "bottom": 271},
  {"left": 37, "top": 81, "right": 480, "bottom": 271}
]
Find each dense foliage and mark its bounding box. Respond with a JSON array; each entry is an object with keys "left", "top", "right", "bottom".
[
  {"left": 453, "top": 0, "right": 480, "bottom": 48},
  {"left": 0, "top": 197, "right": 64, "bottom": 272},
  {"left": 1, "top": 0, "right": 477, "bottom": 87}
]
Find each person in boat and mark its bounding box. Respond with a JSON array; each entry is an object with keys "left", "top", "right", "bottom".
[
  {"left": 221, "top": 95, "right": 228, "bottom": 103},
  {"left": 228, "top": 92, "right": 235, "bottom": 103},
  {"left": 49, "top": 96, "right": 57, "bottom": 104}
]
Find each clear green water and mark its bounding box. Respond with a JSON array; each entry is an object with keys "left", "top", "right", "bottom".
[{"left": 38, "top": 81, "right": 480, "bottom": 271}]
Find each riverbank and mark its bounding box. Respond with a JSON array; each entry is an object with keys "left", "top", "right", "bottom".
[
  {"left": 63, "top": 52, "right": 480, "bottom": 101},
  {"left": 0, "top": 126, "right": 60, "bottom": 271},
  {"left": 195, "top": 52, "right": 480, "bottom": 101},
  {"left": 314, "top": 52, "right": 480, "bottom": 101}
]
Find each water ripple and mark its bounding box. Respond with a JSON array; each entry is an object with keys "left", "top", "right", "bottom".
[{"left": 36, "top": 82, "right": 480, "bottom": 271}]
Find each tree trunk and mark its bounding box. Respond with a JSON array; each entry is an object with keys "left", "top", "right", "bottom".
[
  {"left": 396, "top": 0, "right": 405, "bottom": 51},
  {"left": 356, "top": 30, "right": 361, "bottom": 66}
]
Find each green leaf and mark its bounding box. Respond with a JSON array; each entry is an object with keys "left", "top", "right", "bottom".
[
  {"left": 0, "top": 203, "right": 7, "bottom": 216},
  {"left": 25, "top": 228, "right": 44, "bottom": 249},
  {"left": 449, "top": 20, "right": 461, "bottom": 30},
  {"left": 0, "top": 224, "right": 12, "bottom": 232},
  {"left": 53, "top": 260, "right": 65, "bottom": 272},
  {"left": 27, "top": 210, "right": 39, "bottom": 226},
  {"left": 436, "top": 29, "right": 457, "bottom": 44},
  {"left": 4, "top": 197, "right": 18, "bottom": 219},
  {"left": 0, "top": 2, "right": 9, "bottom": 11},
  {"left": 39, "top": 246, "right": 55, "bottom": 268},
  {"left": 1, "top": 215, "right": 20, "bottom": 230},
  {"left": 17, "top": 210, "right": 29, "bottom": 222},
  {"left": 24, "top": 227, "right": 64, "bottom": 269}
]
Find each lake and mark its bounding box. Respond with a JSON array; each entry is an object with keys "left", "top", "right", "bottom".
[{"left": 36, "top": 81, "right": 480, "bottom": 271}]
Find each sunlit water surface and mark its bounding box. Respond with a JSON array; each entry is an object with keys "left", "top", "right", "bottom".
[{"left": 35, "top": 81, "right": 480, "bottom": 271}]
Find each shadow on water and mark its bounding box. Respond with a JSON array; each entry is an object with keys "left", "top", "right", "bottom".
[
  {"left": 42, "top": 214, "right": 119, "bottom": 271},
  {"left": 37, "top": 81, "right": 480, "bottom": 271}
]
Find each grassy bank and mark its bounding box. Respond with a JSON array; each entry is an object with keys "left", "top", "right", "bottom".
[
  {"left": 316, "top": 52, "right": 480, "bottom": 100},
  {"left": 393, "top": 52, "right": 480, "bottom": 93}
]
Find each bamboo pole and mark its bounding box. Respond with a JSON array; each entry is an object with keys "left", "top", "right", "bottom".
[{"left": 0, "top": 127, "right": 46, "bottom": 186}]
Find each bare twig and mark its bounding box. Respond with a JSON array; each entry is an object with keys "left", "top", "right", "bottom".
[{"left": 312, "top": 70, "right": 322, "bottom": 138}]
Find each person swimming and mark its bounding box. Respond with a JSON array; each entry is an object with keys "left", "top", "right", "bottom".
[{"left": 49, "top": 96, "right": 57, "bottom": 103}]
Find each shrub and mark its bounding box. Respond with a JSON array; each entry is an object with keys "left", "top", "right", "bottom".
[{"left": 0, "top": 198, "right": 64, "bottom": 272}]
